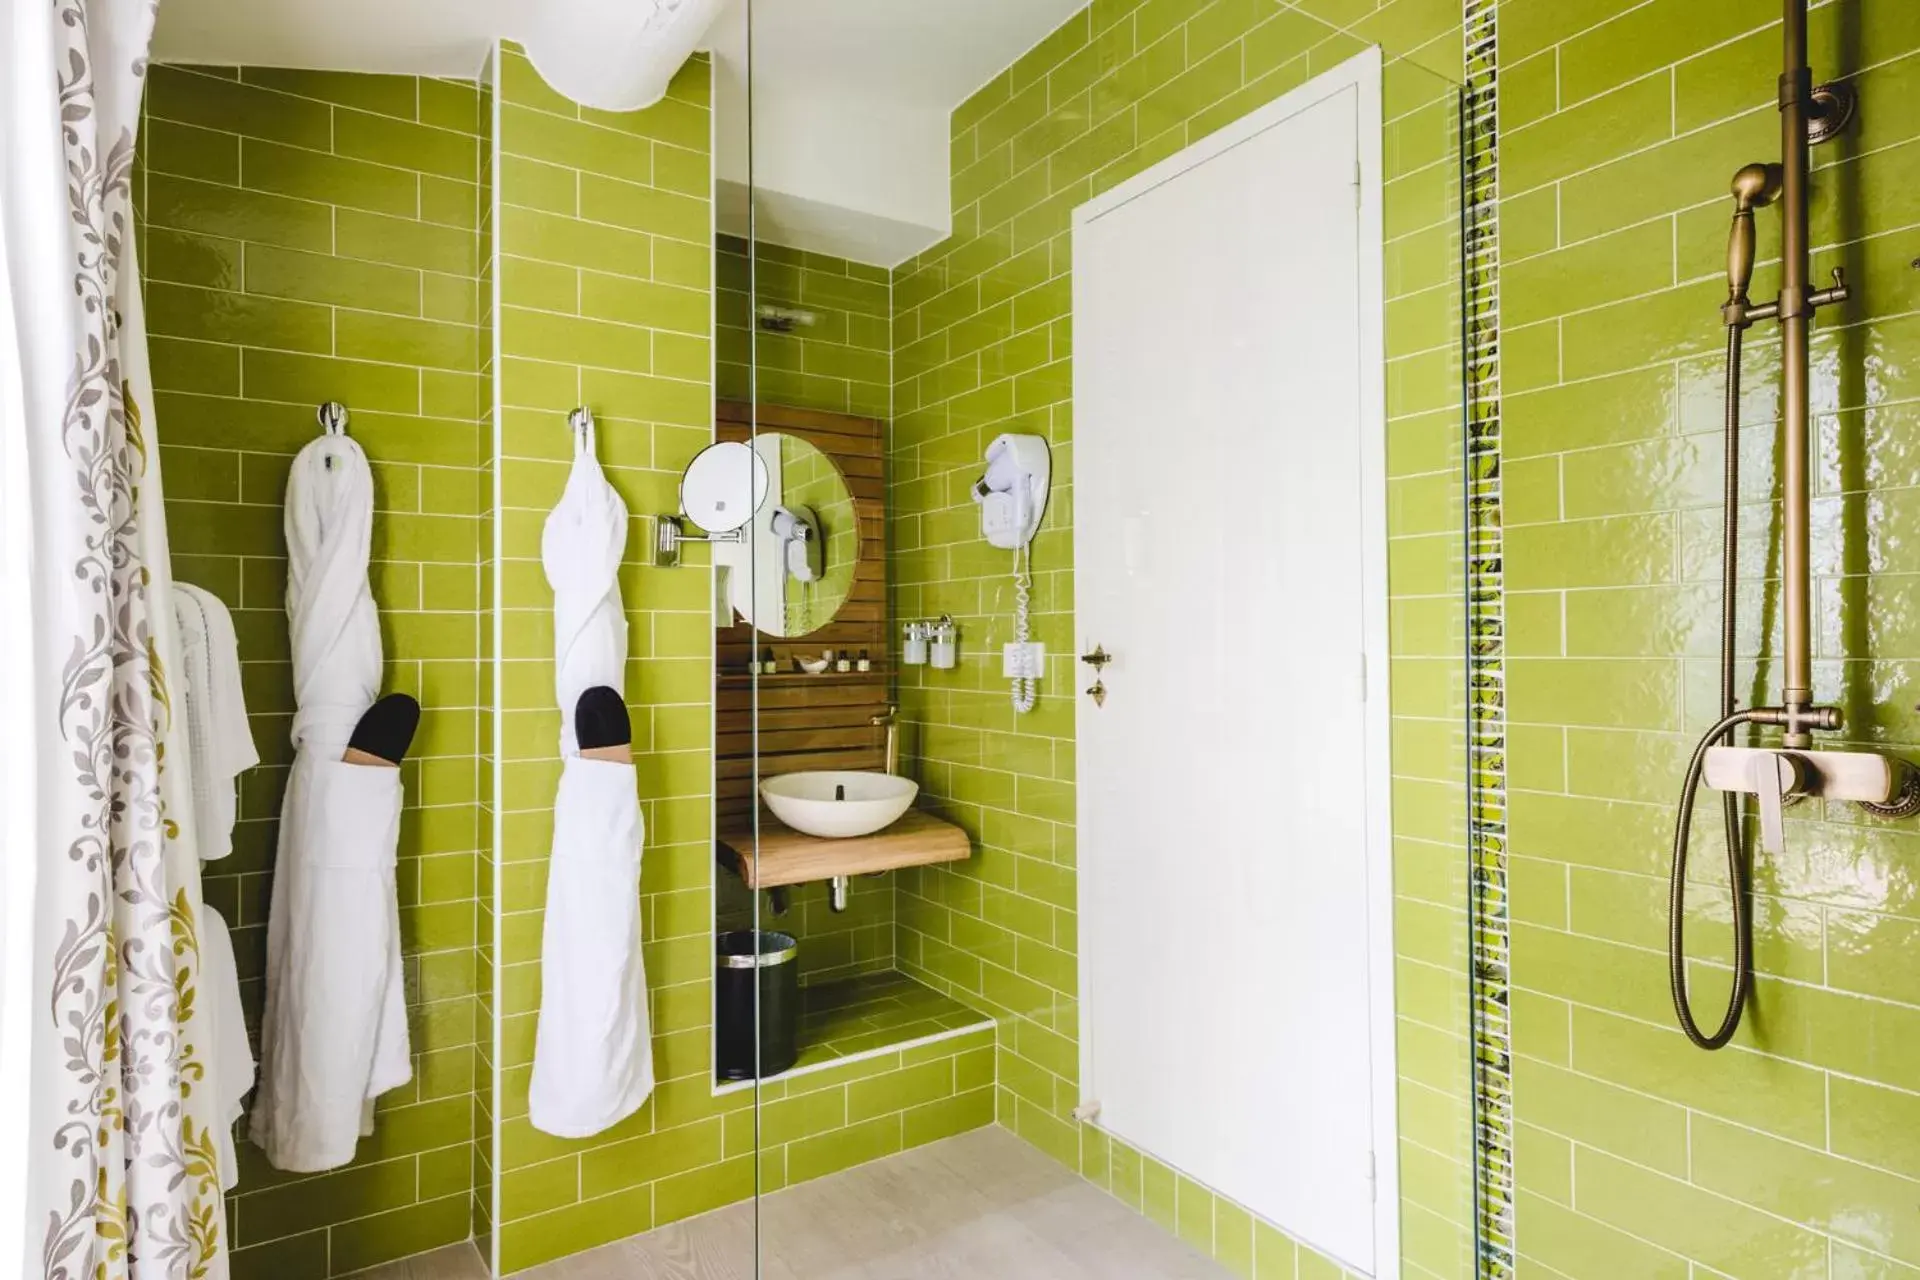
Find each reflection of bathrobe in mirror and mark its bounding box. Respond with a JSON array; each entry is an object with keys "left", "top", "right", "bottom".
[
  {"left": 250, "top": 435, "right": 410, "bottom": 1172},
  {"left": 172, "top": 582, "right": 261, "bottom": 1189},
  {"left": 529, "top": 425, "right": 653, "bottom": 1137}
]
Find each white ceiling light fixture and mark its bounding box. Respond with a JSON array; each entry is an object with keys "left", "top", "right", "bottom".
[{"left": 518, "top": 0, "right": 725, "bottom": 112}]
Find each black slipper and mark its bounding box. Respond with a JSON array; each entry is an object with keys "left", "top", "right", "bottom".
[
  {"left": 576, "top": 686, "right": 631, "bottom": 751},
  {"left": 347, "top": 693, "right": 421, "bottom": 764}
]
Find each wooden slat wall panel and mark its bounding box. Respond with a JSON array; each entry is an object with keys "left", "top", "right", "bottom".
[{"left": 714, "top": 401, "right": 890, "bottom": 822}]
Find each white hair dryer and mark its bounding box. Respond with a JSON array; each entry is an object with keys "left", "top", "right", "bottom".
[
  {"left": 971, "top": 434, "right": 1051, "bottom": 712},
  {"left": 972, "top": 433, "right": 1051, "bottom": 550}
]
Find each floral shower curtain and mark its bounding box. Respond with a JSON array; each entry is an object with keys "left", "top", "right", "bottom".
[{"left": 1, "top": 1, "right": 228, "bottom": 1277}]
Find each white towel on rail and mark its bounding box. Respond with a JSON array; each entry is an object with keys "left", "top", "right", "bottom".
[
  {"left": 529, "top": 421, "right": 654, "bottom": 1138},
  {"left": 250, "top": 433, "right": 410, "bottom": 1173},
  {"left": 173, "top": 581, "right": 259, "bottom": 861}
]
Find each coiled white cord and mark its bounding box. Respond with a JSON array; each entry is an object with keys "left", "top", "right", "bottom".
[{"left": 1011, "top": 544, "right": 1037, "bottom": 713}]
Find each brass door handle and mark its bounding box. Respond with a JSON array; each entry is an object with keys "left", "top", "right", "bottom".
[{"left": 1081, "top": 645, "right": 1112, "bottom": 671}]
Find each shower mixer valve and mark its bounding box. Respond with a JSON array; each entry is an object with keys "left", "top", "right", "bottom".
[{"left": 1702, "top": 745, "right": 1913, "bottom": 853}]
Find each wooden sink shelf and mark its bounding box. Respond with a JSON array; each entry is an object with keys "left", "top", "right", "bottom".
[{"left": 718, "top": 809, "right": 971, "bottom": 889}]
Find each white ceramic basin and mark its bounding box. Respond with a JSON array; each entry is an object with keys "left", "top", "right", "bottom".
[{"left": 760, "top": 771, "right": 919, "bottom": 839}]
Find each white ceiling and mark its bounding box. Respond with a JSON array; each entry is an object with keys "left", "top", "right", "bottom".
[{"left": 149, "top": 0, "right": 1088, "bottom": 264}]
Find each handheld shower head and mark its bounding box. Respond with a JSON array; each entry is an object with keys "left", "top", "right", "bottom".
[
  {"left": 1725, "top": 163, "right": 1783, "bottom": 314},
  {"left": 1730, "top": 162, "right": 1783, "bottom": 212}
]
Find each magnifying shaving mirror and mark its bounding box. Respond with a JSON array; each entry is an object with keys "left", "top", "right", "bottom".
[{"left": 655, "top": 440, "right": 769, "bottom": 566}]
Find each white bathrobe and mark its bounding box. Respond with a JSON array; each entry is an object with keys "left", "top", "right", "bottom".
[
  {"left": 171, "top": 582, "right": 259, "bottom": 1188},
  {"left": 528, "top": 424, "right": 654, "bottom": 1138},
  {"left": 250, "top": 434, "right": 410, "bottom": 1173}
]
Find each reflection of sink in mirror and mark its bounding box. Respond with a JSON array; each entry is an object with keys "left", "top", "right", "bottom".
[
  {"left": 760, "top": 771, "right": 918, "bottom": 838},
  {"left": 717, "top": 432, "right": 859, "bottom": 637}
]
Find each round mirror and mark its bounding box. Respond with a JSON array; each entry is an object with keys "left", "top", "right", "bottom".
[
  {"left": 730, "top": 433, "right": 859, "bottom": 637},
  {"left": 681, "top": 440, "right": 769, "bottom": 533}
]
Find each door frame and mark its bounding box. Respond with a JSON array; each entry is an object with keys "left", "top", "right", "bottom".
[{"left": 1069, "top": 46, "right": 1397, "bottom": 1279}]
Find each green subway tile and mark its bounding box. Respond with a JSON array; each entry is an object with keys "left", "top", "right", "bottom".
[
  {"left": 226, "top": 1232, "right": 329, "bottom": 1280},
  {"left": 422, "top": 272, "right": 478, "bottom": 324},
  {"left": 245, "top": 242, "right": 421, "bottom": 315},
  {"left": 578, "top": 90, "right": 708, "bottom": 153},
  {"left": 146, "top": 227, "right": 243, "bottom": 290},
  {"left": 143, "top": 118, "right": 240, "bottom": 184},
  {"left": 1833, "top": 1075, "right": 1920, "bottom": 1182},
  {"left": 1254, "top": 1219, "right": 1298, "bottom": 1278},
  {"left": 578, "top": 173, "right": 708, "bottom": 246},
  {"left": 500, "top": 307, "right": 651, "bottom": 374},
  {"left": 146, "top": 174, "right": 333, "bottom": 253},
  {"left": 652, "top": 141, "right": 710, "bottom": 198},
  {"left": 653, "top": 1156, "right": 753, "bottom": 1226},
  {"left": 236, "top": 1157, "right": 417, "bottom": 1245},
  {"left": 1511, "top": 1054, "right": 1687, "bottom": 1176},
  {"left": 1556, "top": 0, "right": 1758, "bottom": 110},
  {"left": 420, "top": 175, "right": 480, "bottom": 230},
  {"left": 338, "top": 208, "right": 477, "bottom": 275},
  {"left": 335, "top": 107, "right": 478, "bottom": 181},
  {"left": 1504, "top": 217, "right": 1674, "bottom": 329},
  {"left": 500, "top": 207, "right": 651, "bottom": 278},
  {"left": 337, "top": 310, "right": 478, "bottom": 372},
  {"left": 148, "top": 67, "right": 332, "bottom": 149},
  {"left": 578, "top": 274, "right": 708, "bottom": 336},
  {"left": 1573, "top": 1145, "right": 1829, "bottom": 1276},
  {"left": 243, "top": 349, "right": 420, "bottom": 413},
  {"left": 1503, "top": 71, "right": 1673, "bottom": 196},
  {"left": 500, "top": 153, "right": 578, "bottom": 216},
  {"left": 150, "top": 337, "right": 240, "bottom": 396},
  {"left": 241, "top": 137, "right": 419, "bottom": 218},
  {"left": 240, "top": 67, "right": 419, "bottom": 121},
  {"left": 500, "top": 1155, "right": 580, "bottom": 1219},
  {"left": 577, "top": 1119, "right": 722, "bottom": 1198},
  {"left": 1569, "top": 1003, "right": 1827, "bottom": 1146},
  {"left": 1515, "top": 1191, "right": 1687, "bottom": 1280},
  {"left": 1176, "top": 1174, "right": 1214, "bottom": 1255},
  {"left": 147, "top": 282, "right": 332, "bottom": 354},
  {"left": 496, "top": 1186, "right": 652, "bottom": 1274},
  {"left": 786, "top": 1115, "right": 903, "bottom": 1186},
  {"left": 500, "top": 105, "right": 652, "bottom": 184}
]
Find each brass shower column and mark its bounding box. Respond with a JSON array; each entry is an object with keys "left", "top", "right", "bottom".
[{"left": 1776, "top": 0, "right": 1853, "bottom": 744}]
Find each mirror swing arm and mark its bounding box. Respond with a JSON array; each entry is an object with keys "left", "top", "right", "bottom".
[{"left": 654, "top": 514, "right": 745, "bottom": 568}]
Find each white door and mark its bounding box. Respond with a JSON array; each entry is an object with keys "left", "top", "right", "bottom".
[{"left": 1074, "top": 54, "right": 1394, "bottom": 1276}]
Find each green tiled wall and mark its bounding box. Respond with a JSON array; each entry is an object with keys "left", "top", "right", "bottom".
[
  {"left": 886, "top": 2, "right": 1471, "bottom": 1278},
  {"left": 140, "top": 64, "right": 488, "bottom": 1279},
  {"left": 1500, "top": 1, "right": 1920, "bottom": 1275},
  {"left": 716, "top": 233, "right": 892, "bottom": 417},
  {"left": 490, "top": 42, "right": 721, "bottom": 1272}
]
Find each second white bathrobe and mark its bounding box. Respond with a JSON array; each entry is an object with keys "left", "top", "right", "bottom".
[
  {"left": 528, "top": 424, "right": 654, "bottom": 1138},
  {"left": 250, "top": 435, "right": 410, "bottom": 1172}
]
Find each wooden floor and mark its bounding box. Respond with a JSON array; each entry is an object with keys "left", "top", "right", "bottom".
[{"left": 366, "top": 1128, "right": 1228, "bottom": 1279}]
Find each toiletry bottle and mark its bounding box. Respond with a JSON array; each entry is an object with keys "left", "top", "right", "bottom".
[
  {"left": 760, "top": 647, "right": 777, "bottom": 675},
  {"left": 835, "top": 649, "right": 851, "bottom": 673},
  {"left": 856, "top": 649, "right": 871, "bottom": 673}
]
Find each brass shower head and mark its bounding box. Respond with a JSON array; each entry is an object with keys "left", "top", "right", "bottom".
[{"left": 1731, "top": 163, "right": 1783, "bottom": 212}]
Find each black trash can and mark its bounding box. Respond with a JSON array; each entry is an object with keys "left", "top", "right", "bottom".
[{"left": 715, "top": 929, "right": 799, "bottom": 1080}]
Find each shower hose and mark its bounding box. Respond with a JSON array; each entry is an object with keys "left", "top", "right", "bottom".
[{"left": 1668, "top": 323, "right": 1754, "bottom": 1051}]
